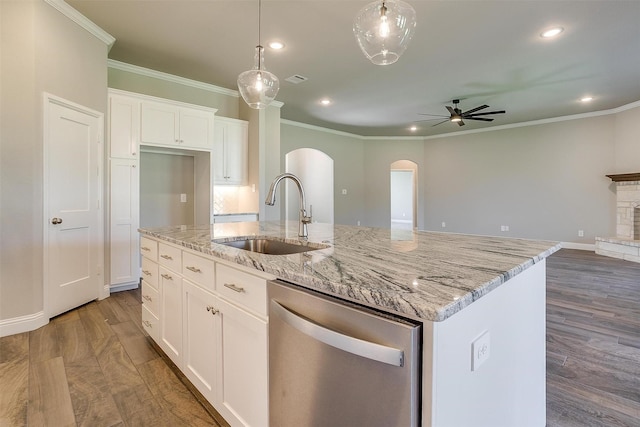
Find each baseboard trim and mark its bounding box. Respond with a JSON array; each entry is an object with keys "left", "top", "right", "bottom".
[
  {"left": 0, "top": 311, "right": 49, "bottom": 338},
  {"left": 110, "top": 282, "right": 140, "bottom": 293},
  {"left": 561, "top": 242, "right": 596, "bottom": 251}
]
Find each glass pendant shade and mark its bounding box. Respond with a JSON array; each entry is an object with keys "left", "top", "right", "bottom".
[
  {"left": 353, "top": 0, "right": 417, "bottom": 65},
  {"left": 237, "top": 46, "right": 279, "bottom": 109}
]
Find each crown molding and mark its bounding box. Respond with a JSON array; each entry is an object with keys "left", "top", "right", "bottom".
[
  {"left": 280, "top": 119, "right": 423, "bottom": 141},
  {"left": 423, "top": 100, "right": 640, "bottom": 141},
  {"left": 44, "top": 0, "right": 115, "bottom": 50},
  {"left": 108, "top": 59, "right": 240, "bottom": 98}
]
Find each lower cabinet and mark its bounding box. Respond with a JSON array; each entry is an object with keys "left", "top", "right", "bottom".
[
  {"left": 159, "top": 266, "right": 183, "bottom": 367},
  {"left": 216, "top": 297, "right": 268, "bottom": 427},
  {"left": 144, "top": 238, "right": 270, "bottom": 427}
]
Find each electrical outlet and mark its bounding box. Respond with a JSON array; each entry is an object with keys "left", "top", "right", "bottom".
[
  {"left": 471, "top": 331, "right": 491, "bottom": 371},
  {"left": 180, "top": 193, "right": 187, "bottom": 203},
  {"left": 342, "top": 189, "right": 348, "bottom": 195},
  {"left": 357, "top": 220, "right": 361, "bottom": 226},
  {"left": 505, "top": 225, "right": 509, "bottom": 232},
  {"left": 578, "top": 230, "right": 584, "bottom": 237},
  {"left": 441, "top": 222, "right": 446, "bottom": 228}
]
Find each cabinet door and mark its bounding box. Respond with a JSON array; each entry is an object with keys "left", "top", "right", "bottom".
[
  {"left": 159, "top": 266, "right": 183, "bottom": 367},
  {"left": 179, "top": 108, "right": 214, "bottom": 150},
  {"left": 216, "top": 297, "right": 268, "bottom": 427},
  {"left": 213, "top": 122, "right": 227, "bottom": 183},
  {"left": 140, "top": 101, "right": 179, "bottom": 146},
  {"left": 109, "top": 95, "right": 139, "bottom": 159},
  {"left": 183, "top": 280, "right": 219, "bottom": 403},
  {"left": 110, "top": 158, "right": 139, "bottom": 287},
  {"left": 223, "top": 122, "right": 248, "bottom": 185}
]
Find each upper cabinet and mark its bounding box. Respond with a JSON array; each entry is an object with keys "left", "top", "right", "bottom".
[
  {"left": 109, "top": 94, "right": 140, "bottom": 159},
  {"left": 214, "top": 117, "right": 248, "bottom": 185},
  {"left": 141, "top": 101, "right": 215, "bottom": 151}
]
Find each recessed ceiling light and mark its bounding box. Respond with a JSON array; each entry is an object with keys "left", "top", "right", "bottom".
[
  {"left": 269, "top": 41, "right": 285, "bottom": 50},
  {"left": 580, "top": 96, "right": 594, "bottom": 102},
  {"left": 320, "top": 99, "right": 331, "bottom": 106},
  {"left": 409, "top": 126, "right": 417, "bottom": 132},
  {"left": 540, "top": 27, "right": 564, "bottom": 38}
]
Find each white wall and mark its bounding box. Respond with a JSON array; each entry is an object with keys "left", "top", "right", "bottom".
[
  {"left": 0, "top": 0, "right": 108, "bottom": 322},
  {"left": 613, "top": 104, "right": 640, "bottom": 173}
]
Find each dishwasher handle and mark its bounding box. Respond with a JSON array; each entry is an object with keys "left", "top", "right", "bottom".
[{"left": 271, "top": 300, "right": 404, "bottom": 367}]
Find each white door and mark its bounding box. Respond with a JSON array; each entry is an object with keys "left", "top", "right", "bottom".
[{"left": 45, "top": 96, "right": 103, "bottom": 317}]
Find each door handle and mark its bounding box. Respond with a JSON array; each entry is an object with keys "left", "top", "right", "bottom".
[
  {"left": 270, "top": 300, "right": 404, "bottom": 367},
  {"left": 51, "top": 217, "right": 63, "bottom": 224}
]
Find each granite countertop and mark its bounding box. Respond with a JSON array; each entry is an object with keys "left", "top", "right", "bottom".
[{"left": 139, "top": 221, "right": 560, "bottom": 322}]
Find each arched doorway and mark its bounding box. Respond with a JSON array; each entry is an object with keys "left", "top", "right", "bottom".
[
  {"left": 390, "top": 160, "right": 418, "bottom": 230},
  {"left": 285, "top": 148, "right": 334, "bottom": 224}
]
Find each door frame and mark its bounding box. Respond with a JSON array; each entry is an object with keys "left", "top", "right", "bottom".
[{"left": 42, "top": 92, "right": 107, "bottom": 319}]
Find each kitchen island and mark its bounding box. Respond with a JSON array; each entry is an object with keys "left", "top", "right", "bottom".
[{"left": 139, "top": 221, "right": 560, "bottom": 427}]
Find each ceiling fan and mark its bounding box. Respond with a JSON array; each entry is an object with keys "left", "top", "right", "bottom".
[{"left": 420, "top": 99, "right": 506, "bottom": 127}]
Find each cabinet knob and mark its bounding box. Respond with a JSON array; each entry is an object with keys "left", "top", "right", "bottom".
[
  {"left": 161, "top": 273, "right": 173, "bottom": 280},
  {"left": 160, "top": 254, "right": 173, "bottom": 260},
  {"left": 142, "top": 270, "right": 152, "bottom": 276},
  {"left": 51, "top": 217, "right": 63, "bottom": 225},
  {"left": 143, "top": 295, "right": 152, "bottom": 302},
  {"left": 186, "top": 266, "right": 202, "bottom": 273},
  {"left": 206, "top": 306, "right": 219, "bottom": 315},
  {"left": 143, "top": 320, "right": 152, "bottom": 328}
]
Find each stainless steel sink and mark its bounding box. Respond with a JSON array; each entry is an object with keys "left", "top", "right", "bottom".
[{"left": 214, "top": 238, "right": 328, "bottom": 255}]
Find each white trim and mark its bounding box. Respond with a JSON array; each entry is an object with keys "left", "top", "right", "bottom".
[
  {"left": 44, "top": 0, "right": 115, "bottom": 50},
  {"left": 560, "top": 242, "right": 595, "bottom": 251},
  {"left": 0, "top": 312, "right": 48, "bottom": 338},
  {"left": 110, "top": 282, "right": 140, "bottom": 293},
  {"left": 423, "top": 100, "right": 640, "bottom": 141},
  {"left": 108, "top": 60, "right": 239, "bottom": 97},
  {"left": 281, "top": 119, "right": 424, "bottom": 141}
]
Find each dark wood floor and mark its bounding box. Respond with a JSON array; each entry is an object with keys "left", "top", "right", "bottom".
[
  {"left": 546, "top": 249, "right": 640, "bottom": 426},
  {"left": 1, "top": 249, "right": 639, "bottom": 426}
]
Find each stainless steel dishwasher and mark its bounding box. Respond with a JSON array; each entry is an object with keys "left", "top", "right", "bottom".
[{"left": 268, "top": 280, "right": 422, "bottom": 427}]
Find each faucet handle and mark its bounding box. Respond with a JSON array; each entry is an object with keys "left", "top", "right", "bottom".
[{"left": 302, "top": 204, "right": 313, "bottom": 224}]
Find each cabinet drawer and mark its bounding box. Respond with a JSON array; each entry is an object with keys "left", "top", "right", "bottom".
[
  {"left": 142, "top": 304, "right": 159, "bottom": 341},
  {"left": 140, "top": 237, "right": 158, "bottom": 261},
  {"left": 141, "top": 257, "right": 159, "bottom": 290},
  {"left": 182, "top": 251, "right": 215, "bottom": 292},
  {"left": 216, "top": 264, "right": 267, "bottom": 316},
  {"left": 158, "top": 242, "right": 181, "bottom": 272},
  {"left": 141, "top": 280, "right": 159, "bottom": 315}
]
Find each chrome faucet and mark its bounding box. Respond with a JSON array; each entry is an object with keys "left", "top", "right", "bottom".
[{"left": 265, "top": 173, "right": 312, "bottom": 238}]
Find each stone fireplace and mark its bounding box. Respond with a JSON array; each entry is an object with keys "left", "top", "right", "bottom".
[{"left": 595, "top": 173, "right": 640, "bottom": 263}]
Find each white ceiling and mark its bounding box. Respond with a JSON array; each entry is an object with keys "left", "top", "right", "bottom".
[{"left": 67, "top": 0, "right": 640, "bottom": 137}]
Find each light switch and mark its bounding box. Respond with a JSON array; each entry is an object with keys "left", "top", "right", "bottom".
[{"left": 180, "top": 193, "right": 187, "bottom": 203}]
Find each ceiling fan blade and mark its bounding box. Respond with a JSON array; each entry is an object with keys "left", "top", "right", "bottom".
[
  {"left": 461, "top": 104, "right": 489, "bottom": 115},
  {"left": 464, "top": 110, "right": 506, "bottom": 117},
  {"left": 457, "top": 120, "right": 465, "bottom": 126},
  {"left": 417, "top": 113, "right": 450, "bottom": 118},
  {"left": 465, "top": 117, "right": 494, "bottom": 122},
  {"left": 431, "top": 119, "right": 450, "bottom": 127},
  {"left": 446, "top": 106, "right": 456, "bottom": 115}
]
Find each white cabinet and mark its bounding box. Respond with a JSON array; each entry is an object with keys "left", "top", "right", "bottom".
[
  {"left": 183, "top": 280, "right": 218, "bottom": 403},
  {"left": 109, "top": 158, "right": 139, "bottom": 288},
  {"left": 214, "top": 117, "right": 248, "bottom": 185},
  {"left": 109, "top": 94, "right": 139, "bottom": 159},
  {"left": 141, "top": 101, "right": 214, "bottom": 151},
  {"left": 215, "top": 296, "right": 268, "bottom": 427},
  {"left": 159, "top": 265, "right": 183, "bottom": 367},
  {"left": 140, "top": 237, "right": 270, "bottom": 427}
]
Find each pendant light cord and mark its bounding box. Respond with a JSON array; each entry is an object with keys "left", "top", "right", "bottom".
[{"left": 258, "top": 0, "right": 262, "bottom": 47}]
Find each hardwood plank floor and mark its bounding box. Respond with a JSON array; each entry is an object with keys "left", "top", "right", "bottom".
[
  {"left": 546, "top": 249, "right": 640, "bottom": 427},
  {"left": 0, "top": 249, "right": 638, "bottom": 426}
]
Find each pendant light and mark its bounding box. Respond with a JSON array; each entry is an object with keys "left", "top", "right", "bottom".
[
  {"left": 237, "top": 0, "right": 279, "bottom": 109},
  {"left": 353, "top": 0, "right": 417, "bottom": 66}
]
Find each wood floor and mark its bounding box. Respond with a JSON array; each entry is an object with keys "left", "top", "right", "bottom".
[{"left": 1, "top": 249, "right": 639, "bottom": 426}]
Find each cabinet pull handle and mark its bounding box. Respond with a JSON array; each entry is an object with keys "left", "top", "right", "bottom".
[
  {"left": 161, "top": 273, "right": 173, "bottom": 280},
  {"left": 143, "top": 320, "right": 152, "bottom": 328},
  {"left": 143, "top": 295, "right": 152, "bottom": 302},
  {"left": 141, "top": 246, "right": 151, "bottom": 251},
  {"left": 224, "top": 283, "right": 245, "bottom": 293},
  {"left": 186, "top": 266, "right": 201, "bottom": 273},
  {"left": 142, "top": 270, "right": 152, "bottom": 276},
  {"left": 160, "top": 254, "right": 173, "bottom": 260},
  {"left": 206, "top": 306, "right": 219, "bottom": 315}
]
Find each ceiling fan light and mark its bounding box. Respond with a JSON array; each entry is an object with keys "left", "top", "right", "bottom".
[
  {"left": 353, "top": 0, "right": 417, "bottom": 66},
  {"left": 237, "top": 45, "right": 280, "bottom": 109},
  {"left": 450, "top": 116, "right": 462, "bottom": 123}
]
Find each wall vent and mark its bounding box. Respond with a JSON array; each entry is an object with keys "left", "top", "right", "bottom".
[{"left": 285, "top": 74, "right": 309, "bottom": 84}]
